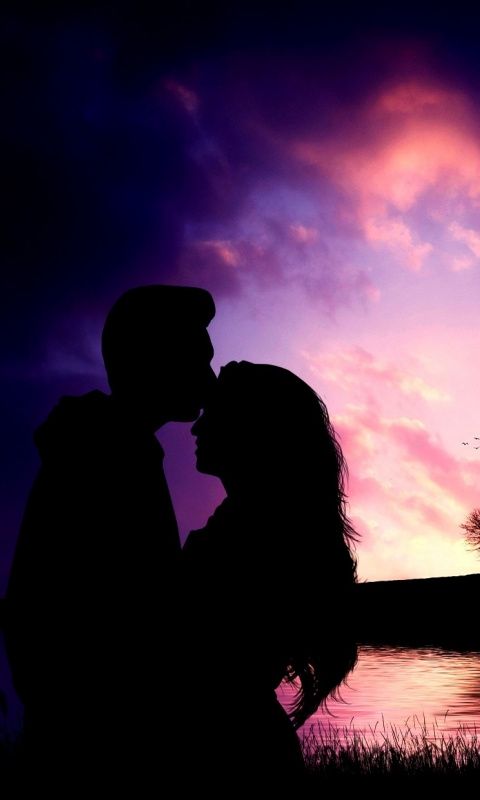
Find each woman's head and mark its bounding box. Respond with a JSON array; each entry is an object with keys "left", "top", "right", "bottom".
[{"left": 193, "top": 361, "right": 342, "bottom": 494}]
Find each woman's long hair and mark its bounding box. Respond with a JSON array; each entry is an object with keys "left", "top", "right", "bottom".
[{"left": 217, "top": 361, "right": 359, "bottom": 729}]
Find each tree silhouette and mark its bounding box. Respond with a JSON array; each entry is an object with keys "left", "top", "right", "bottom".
[{"left": 460, "top": 508, "right": 480, "bottom": 553}]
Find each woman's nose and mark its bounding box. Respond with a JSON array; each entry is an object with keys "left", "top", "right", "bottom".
[{"left": 191, "top": 414, "right": 204, "bottom": 436}]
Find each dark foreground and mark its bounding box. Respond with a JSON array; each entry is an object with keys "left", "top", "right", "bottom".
[{"left": 1, "top": 718, "right": 479, "bottom": 792}]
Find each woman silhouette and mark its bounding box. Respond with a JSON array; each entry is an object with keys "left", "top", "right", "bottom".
[{"left": 183, "top": 361, "right": 358, "bottom": 790}]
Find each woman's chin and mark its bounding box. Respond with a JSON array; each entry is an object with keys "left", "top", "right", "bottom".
[
  {"left": 195, "top": 455, "right": 217, "bottom": 477},
  {"left": 195, "top": 455, "right": 207, "bottom": 474}
]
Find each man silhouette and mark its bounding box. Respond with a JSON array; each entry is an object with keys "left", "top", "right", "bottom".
[{"left": 4, "top": 285, "right": 216, "bottom": 789}]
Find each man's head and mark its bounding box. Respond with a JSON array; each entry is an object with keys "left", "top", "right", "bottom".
[{"left": 102, "top": 285, "right": 216, "bottom": 428}]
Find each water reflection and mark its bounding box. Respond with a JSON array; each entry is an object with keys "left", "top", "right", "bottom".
[
  {"left": 2, "top": 638, "right": 480, "bottom": 742},
  {"left": 278, "top": 645, "right": 480, "bottom": 741}
]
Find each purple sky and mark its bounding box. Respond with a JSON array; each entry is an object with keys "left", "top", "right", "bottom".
[{"left": 2, "top": 3, "right": 480, "bottom": 593}]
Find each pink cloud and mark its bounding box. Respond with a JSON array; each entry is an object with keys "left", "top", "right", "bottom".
[
  {"left": 304, "top": 346, "right": 450, "bottom": 403},
  {"left": 195, "top": 240, "right": 240, "bottom": 268},
  {"left": 290, "top": 80, "right": 480, "bottom": 272},
  {"left": 178, "top": 239, "right": 243, "bottom": 295},
  {"left": 294, "top": 97, "right": 480, "bottom": 212},
  {"left": 331, "top": 402, "right": 480, "bottom": 577},
  {"left": 364, "top": 217, "right": 433, "bottom": 271},
  {"left": 179, "top": 211, "right": 379, "bottom": 309},
  {"left": 289, "top": 223, "right": 318, "bottom": 243},
  {"left": 335, "top": 405, "right": 379, "bottom": 468},
  {"left": 338, "top": 403, "right": 480, "bottom": 518},
  {"left": 401, "top": 494, "right": 453, "bottom": 530},
  {"left": 303, "top": 323, "right": 480, "bottom": 580},
  {"left": 385, "top": 416, "right": 480, "bottom": 507},
  {"left": 374, "top": 83, "right": 464, "bottom": 115},
  {"left": 449, "top": 221, "right": 480, "bottom": 258},
  {"left": 451, "top": 255, "right": 474, "bottom": 272},
  {"left": 163, "top": 79, "right": 199, "bottom": 114}
]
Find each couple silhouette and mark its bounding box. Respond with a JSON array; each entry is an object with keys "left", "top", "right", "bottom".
[{"left": 4, "top": 285, "right": 358, "bottom": 793}]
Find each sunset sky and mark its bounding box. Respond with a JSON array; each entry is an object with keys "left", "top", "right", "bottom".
[{"left": 3, "top": 3, "right": 480, "bottom": 592}]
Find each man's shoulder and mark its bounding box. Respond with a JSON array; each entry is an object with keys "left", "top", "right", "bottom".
[{"left": 34, "top": 391, "right": 113, "bottom": 461}]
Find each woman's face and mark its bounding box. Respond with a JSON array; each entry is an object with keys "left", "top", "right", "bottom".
[
  {"left": 191, "top": 393, "right": 230, "bottom": 479},
  {"left": 191, "top": 379, "right": 248, "bottom": 480},
  {"left": 191, "top": 363, "right": 304, "bottom": 486}
]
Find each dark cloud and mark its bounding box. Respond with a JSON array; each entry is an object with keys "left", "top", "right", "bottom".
[
  {"left": 2, "top": 1, "right": 480, "bottom": 591},
  {"left": 2, "top": 3, "right": 479, "bottom": 359}
]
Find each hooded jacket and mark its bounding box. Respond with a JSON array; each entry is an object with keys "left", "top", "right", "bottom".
[{"left": 4, "top": 390, "right": 181, "bottom": 719}]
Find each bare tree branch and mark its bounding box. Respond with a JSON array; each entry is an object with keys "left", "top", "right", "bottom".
[{"left": 460, "top": 508, "right": 480, "bottom": 552}]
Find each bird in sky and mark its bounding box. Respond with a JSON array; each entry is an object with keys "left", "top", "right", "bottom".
[{"left": 462, "top": 442, "right": 469, "bottom": 445}]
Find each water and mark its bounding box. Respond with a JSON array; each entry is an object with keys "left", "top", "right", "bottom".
[
  {"left": 2, "top": 637, "right": 480, "bottom": 743},
  {"left": 278, "top": 644, "right": 480, "bottom": 742}
]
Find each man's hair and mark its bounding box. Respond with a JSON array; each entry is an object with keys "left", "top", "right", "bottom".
[{"left": 102, "top": 285, "right": 215, "bottom": 376}]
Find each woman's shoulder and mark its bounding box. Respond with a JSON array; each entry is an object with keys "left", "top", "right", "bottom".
[
  {"left": 183, "top": 527, "right": 207, "bottom": 556},
  {"left": 183, "top": 498, "right": 233, "bottom": 557}
]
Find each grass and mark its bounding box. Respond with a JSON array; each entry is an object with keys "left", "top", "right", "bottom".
[
  {"left": 1, "top": 715, "right": 480, "bottom": 787},
  {"left": 302, "top": 715, "right": 480, "bottom": 782}
]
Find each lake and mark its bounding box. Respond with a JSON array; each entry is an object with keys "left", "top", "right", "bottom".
[
  {"left": 2, "top": 636, "right": 480, "bottom": 743},
  {"left": 279, "top": 644, "right": 480, "bottom": 743}
]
